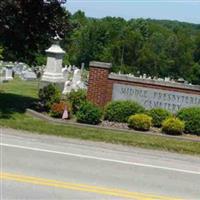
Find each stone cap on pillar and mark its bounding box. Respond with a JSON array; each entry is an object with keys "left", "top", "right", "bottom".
[
  {"left": 45, "top": 36, "right": 65, "bottom": 54},
  {"left": 46, "top": 44, "right": 65, "bottom": 54},
  {"left": 89, "top": 61, "right": 112, "bottom": 69}
]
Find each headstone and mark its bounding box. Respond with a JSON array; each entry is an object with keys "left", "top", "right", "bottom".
[
  {"left": 164, "top": 77, "right": 170, "bottom": 82},
  {"left": 62, "top": 66, "right": 67, "bottom": 73},
  {"left": 0, "top": 68, "right": 3, "bottom": 83},
  {"left": 177, "top": 78, "right": 185, "bottom": 83},
  {"left": 62, "top": 67, "right": 70, "bottom": 81},
  {"left": 72, "top": 65, "right": 77, "bottom": 71},
  {"left": 157, "top": 78, "right": 164, "bottom": 81},
  {"left": 81, "top": 63, "right": 85, "bottom": 72},
  {"left": 5, "top": 65, "right": 13, "bottom": 81},
  {"left": 13, "top": 63, "right": 24, "bottom": 75},
  {"left": 68, "top": 65, "right": 72, "bottom": 72},
  {"left": 41, "top": 35, "right": 65, "bottom": 85},
  {"left": 21, "top": 69, "right": 37, "bottom": 80},
  {"left": 71, "top": 69, "right": 82, "bottom": 88},
  {"left": 62, "top": 80, "right": 72, "bottom": 94},
  {"left": 62, "top": 68, "right": 85, "bottom": 94}
]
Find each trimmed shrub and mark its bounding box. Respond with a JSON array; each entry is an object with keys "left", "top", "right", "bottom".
[
  {"left": 50, "top": 101, "right": 72, "bottom": 118},
  {"left": 76, "top": 101, "right": 102, "bottom": 125},
  {"left": 67, "top": 89, "right": 87, "bottom": 114},
  {"left": 162, "top": 117, "right": 185, "bottom": 135},
  {"left": 104, "top": 100, "right": 145, "bottom": 123},
  {"left": 148, "top": 108, "right": 172, "bottom": 127},
  {"left": 128, "top": 114, "right": 152, "bottom": 131},
  {"left": 177, "top": 107, "right": 200, "bottom": 135},
  {"left": 38, "top": 84, "right": 61, "bottom": 111}
]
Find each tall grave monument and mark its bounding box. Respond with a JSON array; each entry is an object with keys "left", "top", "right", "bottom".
[{"left": 41, "top": 35, "right": 65, "bottom": 87}]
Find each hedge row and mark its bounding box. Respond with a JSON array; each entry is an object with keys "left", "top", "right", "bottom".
[{"left": 103, "top": 101, "right": 199, "bottom": 136}]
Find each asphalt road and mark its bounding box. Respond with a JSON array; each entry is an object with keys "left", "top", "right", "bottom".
[{"left": 1, "top": 128, "right": 200, "bottom": 200}]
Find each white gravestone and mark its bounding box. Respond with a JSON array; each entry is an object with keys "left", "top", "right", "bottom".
[
  {"left": 13, "top": 63, "right": 24, "bottom": 75},
  {"left": 68, "top": 65, "right": 72, "bottom": 72},
  {"left": 62, "top": 67, "right": 70, "bottom": 82},
  {"left": 42, "top": 36, "right": 65, "bottom": 83},
  {"left": 62, "top": 80, "right": 72, "bottom": 94},
  {"left": 62, "top": 68, "right": 85, "bottom": 94},
  {"left": 72, "top": 69, "right": 81, "bottom": 85},
  {"left": 21, "top": 69, "right": 37, "bottom": 80},
  {"left": 0, "top": 68, "right": 3, "bottom": 83},
  {"left": 81, "top": 63, "right": 85, "bottom": 72},
  {"left": 5, "top": 66, "right": 13, "bottom": 81}
]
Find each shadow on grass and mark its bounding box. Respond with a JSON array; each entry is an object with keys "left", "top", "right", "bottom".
[{"left": 0, "top": 93, "right": 37, "bottom": 119}]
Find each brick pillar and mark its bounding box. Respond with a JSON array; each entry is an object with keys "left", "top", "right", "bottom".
[{"left": 87, "top": 61, "right": 112, "bottom": 107}]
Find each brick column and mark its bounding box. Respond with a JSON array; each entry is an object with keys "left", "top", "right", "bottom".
[{"left": 87, "top": 61, "right": 112, "bottom": 107}]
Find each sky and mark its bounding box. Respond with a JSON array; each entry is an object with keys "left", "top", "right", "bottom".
[{"left": 65, "top": 0, "right": 200, "bottom": 24}]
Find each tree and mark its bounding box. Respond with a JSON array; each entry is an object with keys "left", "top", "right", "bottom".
[
  {"left": 0, "top": 0, "right": 70, "bottom": 65},
  {"left": 194, "top": 34, "right": 200, "bottom": 64},
  {"left": 189, "top": 63, "right": 200, "bottom": 85},
  {"left": 0, "top": 45, "right": 3, "bottom": 60}
]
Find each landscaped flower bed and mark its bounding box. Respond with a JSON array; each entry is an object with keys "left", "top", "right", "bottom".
[{"left": 35, "top": 84, "right": 200, "bottom": 137}]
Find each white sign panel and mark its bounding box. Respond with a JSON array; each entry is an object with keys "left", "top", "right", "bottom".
[{"left": 112, "top": 83, "right": 200, "bottom": 112}]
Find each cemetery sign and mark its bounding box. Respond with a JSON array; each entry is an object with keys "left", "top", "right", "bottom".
[
  {"left": 87, "top": 61, "right": 200, "bottom": 111},
  {"left": 112, "top": 84, "right": 200, "bottom": 113}
]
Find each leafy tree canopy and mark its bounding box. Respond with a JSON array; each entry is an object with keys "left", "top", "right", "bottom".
[
  {"left": 1, "top": 5, "right": 200, "bottom": 85},
  {"left": 65, "top": 12, "right": 200, "bottom": 84},
  {"left": 0, "top": 0, "right": 70, "bottom": 65}
]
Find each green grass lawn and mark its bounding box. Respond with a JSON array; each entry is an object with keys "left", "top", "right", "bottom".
[
  {"left": 0, "top": 77, "right": 39, "bottom": 97},
  {"left": 0, "top": 78, "right": 200, "bottom": 155}
]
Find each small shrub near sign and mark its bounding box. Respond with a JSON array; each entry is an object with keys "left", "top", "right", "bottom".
[
  {"left": 76, "top": 101, "right": 103, "bottom": 125},
  {"left": 104, "top": 100, "right": 145, "bottom": 123},
  {"left": 66, "top": 89, "right": 87, "bottom": 114},
  {"left": 177, "top": 107, "right": 200, "bottom": 135},
  {"left": 148, "top": 108, "right": 172, "bottom": 127},
  {"left": 50, "top": 101, "right": 71, "bottom": 118},
  {"left": 162, "top": 117, "right": 185, "bottom": 135},
  {"left": 38, "top": 84, "right": 61, "bottom": 111},
  {"left": 128, "top": 114, "right": 152, "bottom": 131}
]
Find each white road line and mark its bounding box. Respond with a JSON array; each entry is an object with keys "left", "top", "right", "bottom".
[{"left": 1, "top": 143, "right": 200, "bottom": 175}]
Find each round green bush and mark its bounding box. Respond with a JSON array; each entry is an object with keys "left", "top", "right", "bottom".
[
  {"left": 76, "top": 101, "right": 103, "bottom": 125},
  {"left": 66, "top": 89, "right": 87, "bottom": 114},
  {"left": 162, "top": 117, "right": 185, "bottom": 135},
  {"left": 104, "top": 100, "right": 145, "bottom": 123},
  {"left": 177, "top": 107, "right": 200, "bottom": 135},
  {"left": 38, "top": 84, "right": 61, "bottom": 111},
  {"left": 148, "top": 108, "right": 172, "bottom": 127},
  {"left": 128, "top": 114, "right": 152, "bottom": 131}
]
